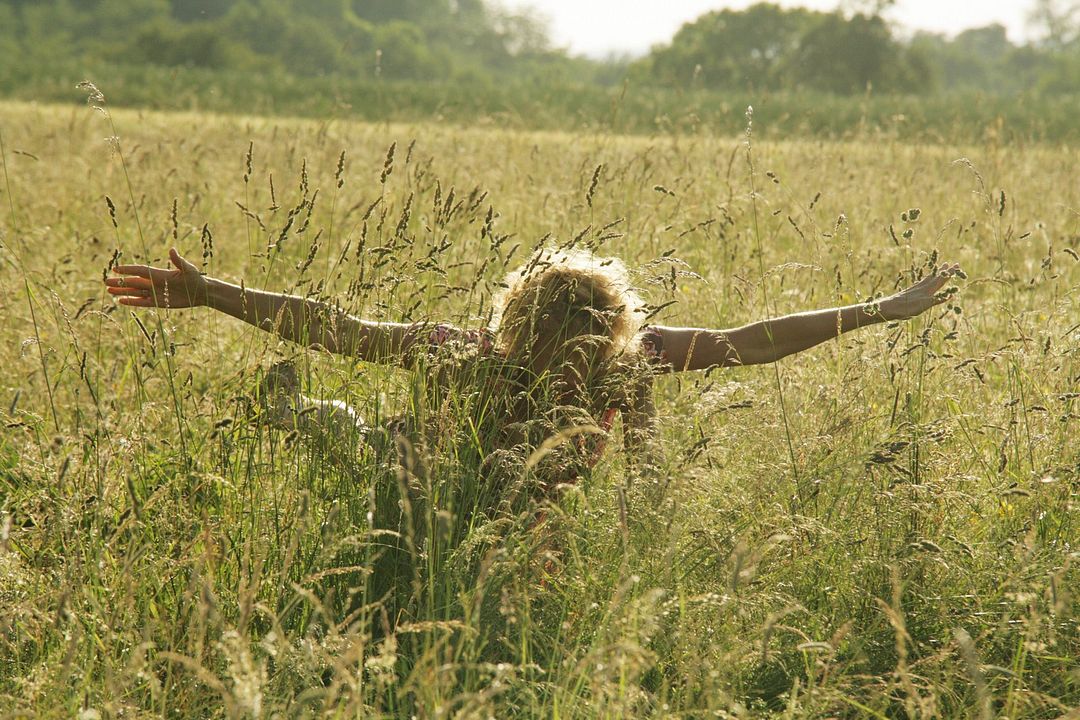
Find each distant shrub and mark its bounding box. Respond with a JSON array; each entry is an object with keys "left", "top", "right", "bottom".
[{"left": 121, "top": 20, "right": 242, "bottom": 70}]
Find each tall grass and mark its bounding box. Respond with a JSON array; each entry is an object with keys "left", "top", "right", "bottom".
[{"left": 0, "top": 97, "right": 1076, "bottom": 717}]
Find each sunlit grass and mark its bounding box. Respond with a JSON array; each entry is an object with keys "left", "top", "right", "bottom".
[{"left": 0, "top": 98, "right": 1076, "bottom": 717}]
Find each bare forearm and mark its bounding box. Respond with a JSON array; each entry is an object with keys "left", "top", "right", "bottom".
[
  {"left": 203, "top": 277, "right": 411, "bottom": 358},
  {"left": 658, "top": 301, "right": 890, "bottom": 370},
  {"left": 658, "top": 264, "right": 962, "bottom": 371},
  {"left": 204, "top": 277, "right": 348, "bottom": 350},
  {"left": 737, "top": 301, "right": 889, "bottom": 364}
]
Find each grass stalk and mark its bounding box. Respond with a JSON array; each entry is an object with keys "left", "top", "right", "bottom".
[
  {"left": 1, "top": 129, "right": 61, "bottom": 434},
  {"left": 743, "top": 106, "right": 803, "bottom": 505}
]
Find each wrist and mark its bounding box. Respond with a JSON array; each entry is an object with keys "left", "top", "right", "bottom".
[
  {"left": 850, "top": 301, "right": 885, "bottom": 326},
  {"left": 203, "top": 276, "right": 233, "bottom": 310},
  {"left": 869, "top": 296, "right": 899, "bottom": 322}
]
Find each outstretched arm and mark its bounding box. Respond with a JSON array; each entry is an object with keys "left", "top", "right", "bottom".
[
  {"left": 655, "top": 264, "right": 962, "bottom": 371},
  {"left": 105, "top": 248, "right": 431, "bottom": 364}
]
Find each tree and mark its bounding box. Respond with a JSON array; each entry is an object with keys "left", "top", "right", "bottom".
[
  {"left": 642, "top": 3, "right": 929, "bottom": 95},
  {"left": 350, "top": 0, "right": 454, "bottom": 26},
  {"left": 123, "top": 19, "right": 238, "bottom": 69},
  {"left": 1027, "top": 0, "right": 1080, "bottom": 49},
  {"left": 373, "top": 20, "right": 439, "bottom": 79},
  {"left": 645, "top": 3, "right": 819, "bottom": 90},
  {"left": 79, "top": 0, "right": 170, "bottom": 44},
  {"left": 838, "top": 0, "right": 896, "bottom": 15},
  {"left": 786, "top": 12, "right": 931, "bottom": 94}
]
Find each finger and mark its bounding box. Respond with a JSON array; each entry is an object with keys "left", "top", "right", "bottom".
[
  {"left": 114, "top": 264, "right": 177, "bottom": 283},
  {"left": 149, "top": 266, "right": 184, "bottom": 283},
  {"left": 113, "top": 264, "right": 155, "bottom": 278},
  {"left": 105, "top": 276, "right": 153, "bottom": 289},
  {"left": 170, "top": 247, "right": 199, "bottom": 274},
  {"left": 117, "top": 296, "right": 158, "bottom": 307},
  {"left": 938, "top": 262, "right": 967, "bottom": 280},
  {"left": 107, "top": 286, "right": 150, "bottom": 297}
]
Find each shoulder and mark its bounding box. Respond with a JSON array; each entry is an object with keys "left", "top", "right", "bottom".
[{"left": 427, "top": 323, "right": 496, "bottom": 355}]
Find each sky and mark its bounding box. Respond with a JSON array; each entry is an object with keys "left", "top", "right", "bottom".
[{"left": 498, "top": 0, "right": 1036, "bottom": 57}]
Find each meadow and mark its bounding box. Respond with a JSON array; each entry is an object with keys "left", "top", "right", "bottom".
[{"left": 0, "top": 96, "right": 1077, "bottom": 717}]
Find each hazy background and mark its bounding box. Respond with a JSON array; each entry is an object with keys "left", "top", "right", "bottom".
[
  {"left": 502, "top": 0, "right": 1037, "bottom": 57},
  {"left": 2, "top": 0, "right": 1079, "bottom": 139}
]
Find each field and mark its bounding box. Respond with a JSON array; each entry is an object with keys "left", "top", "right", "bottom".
[{"left": 1, "top": 96, "right": 1077, "bottom": 717}]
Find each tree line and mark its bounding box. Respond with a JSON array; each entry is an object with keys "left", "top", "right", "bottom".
[
  {"left": 637, "top": 2, "right": 1079, "bottom": 95},
  {"left": 0, "top": 0, "right": 1078, "bottom": 111},
  {"left": 0, "top": 0, "right": 585, "bottom": 84}
]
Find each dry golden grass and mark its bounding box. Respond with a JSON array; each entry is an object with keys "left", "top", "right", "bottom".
[{"left": 0, "top": 98, "right": 1077, "bottom": 717}]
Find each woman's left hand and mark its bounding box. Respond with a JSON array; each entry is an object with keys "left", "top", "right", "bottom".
[{"left": 880, "top": 263, "right": 964, "bottom": 320}]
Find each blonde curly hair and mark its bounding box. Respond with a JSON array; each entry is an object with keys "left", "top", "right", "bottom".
[{"left": 491, "top": 247, "right": 645, "bottom": 367}]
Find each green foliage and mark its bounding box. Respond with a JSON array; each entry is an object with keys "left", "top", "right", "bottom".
[
  {"left": 373, "top": 20, "right": 439, "bottom": 79},
  {"left": 169, "top": 0, "right": 237, "bottom": 22},
  {"left": 1028, "top": 0, "right": 1080, "bottom": 50},
  {"left": 3, "top": 0, "right": 1080, "bottom": 137},
  {"left": 643, "top": 3, "right": 820, "bottom": 90},
  {"left": 0, "top": 0, "right": 556, "bottom": 84},
  {"left": 641, "top": 4, "right": 931, "bottom": 94},
  {"left": 784, "top": 13, "right": 929, "bottom": 93},
  {"left": 121, "top": 19, "right": 245, "bottom": 70},
  {"left": 639, "top": 2, "right": 1080, "bottom": 97},
  {"left": 911, "top": 25, "right": 1060, "bottom": 94}
]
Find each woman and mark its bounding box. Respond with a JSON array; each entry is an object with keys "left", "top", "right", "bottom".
[
  {"left": 105, "top": 246, "right": 961, "bottom": 467},
  {"left": 107, "top": 245, "right": 961, "bottom": 621}
]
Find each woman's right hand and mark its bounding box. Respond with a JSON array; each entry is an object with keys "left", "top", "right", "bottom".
[{"left": 105, "top": 248, "right": 208, "bottom": 309}]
